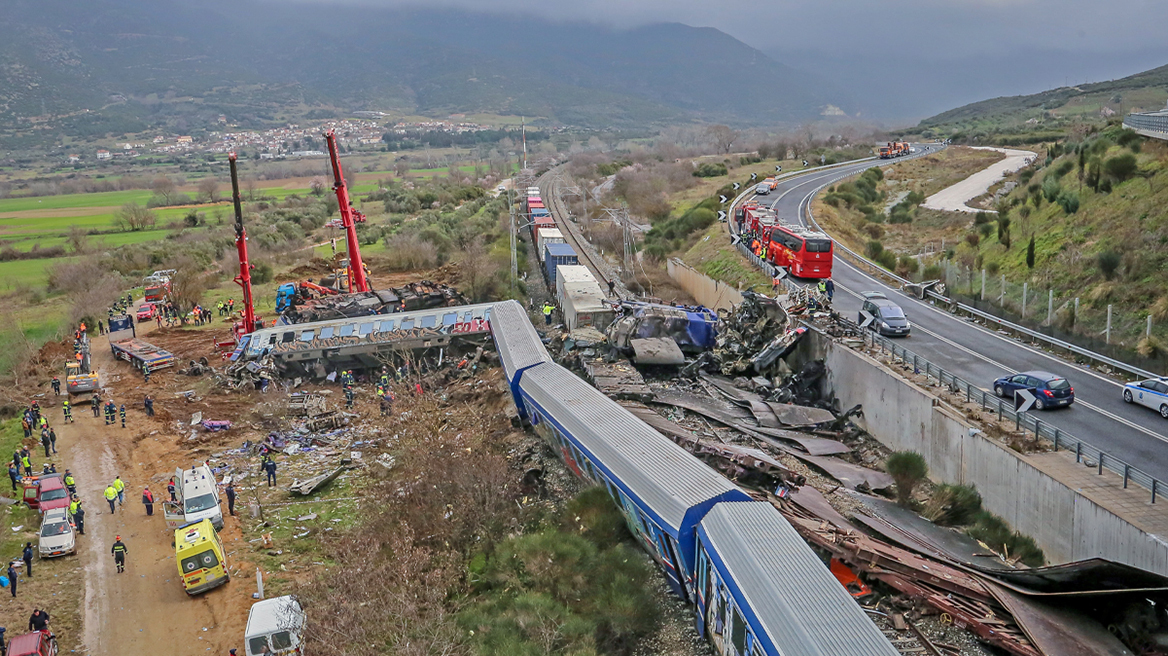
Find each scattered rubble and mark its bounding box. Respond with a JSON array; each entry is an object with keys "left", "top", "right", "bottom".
[{"left": 280, "top": 281, "right": 466, "bottom": 324}]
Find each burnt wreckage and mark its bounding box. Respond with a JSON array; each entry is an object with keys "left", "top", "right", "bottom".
[{"left": 279, "top": 281, "right": 466, "bottom": 325}]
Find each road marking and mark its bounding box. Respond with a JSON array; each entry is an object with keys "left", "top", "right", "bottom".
[{"left": 836, "top": 282, "right": 1168, "bottom": 444}]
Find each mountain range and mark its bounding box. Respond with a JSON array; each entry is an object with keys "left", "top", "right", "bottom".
[{"left": 0, "top": 0, "right": 855, "bottom": 147}]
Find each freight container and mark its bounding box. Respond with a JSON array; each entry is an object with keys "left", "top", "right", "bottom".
[
  {"left": 555, "top": 265, "right": 598, "bottom": 304},
  {"left": 561, "top": 280, "right": 614, "bottom": 330},
  {"left": 544, "top": 243, "right": 579, "bottom": 286},
  {"left": 532, "top": 215, "right": 556, "bottom": 233},
  {"left": 536, "top": 228, "right": 566, "bottom": 261}
]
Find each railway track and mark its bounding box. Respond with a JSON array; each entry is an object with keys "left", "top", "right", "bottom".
[{"left": 537, "top": 169, "right": 628, "bottom": 299}]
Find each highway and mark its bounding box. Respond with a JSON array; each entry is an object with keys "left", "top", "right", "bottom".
[{"left": 736, "top": 152, "right": 1168, "bottom": 481}]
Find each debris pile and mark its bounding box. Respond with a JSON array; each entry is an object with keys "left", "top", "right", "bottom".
[{"left": 280, "top": 281, "right": 466, "bottom": 324}]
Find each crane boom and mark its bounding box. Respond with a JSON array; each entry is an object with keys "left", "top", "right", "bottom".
[
  {"left": 325, "top": 130, "right": 370, "bottom": 293},
  {"left": 229, "top": 153, "right": 258, "bottom": 334}
]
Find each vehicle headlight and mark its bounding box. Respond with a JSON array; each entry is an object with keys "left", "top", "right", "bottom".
[{"left": 881, "top": 321, "right": 890, "bottom": 329}]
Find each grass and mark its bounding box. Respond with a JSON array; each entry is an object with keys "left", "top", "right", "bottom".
[
  {"left": 681, "top": 223, "right": 773, "bottom": 291},
  {"left": 0, "top": 189, "right": 155, "bottom": 213}
]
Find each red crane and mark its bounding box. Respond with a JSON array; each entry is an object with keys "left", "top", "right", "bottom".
[
  {"left": 325, "top": 130, "right": 370, "bottom": 293},
  {"left": 228, "top": 153, "right": 258, "bottom": 334}
]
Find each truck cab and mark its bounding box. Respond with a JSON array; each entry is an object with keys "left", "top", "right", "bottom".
[
  {"left": 8, "top": 631, "right": 57, "bottom": 656},
  {"left": 245, "top": 596, "right": 306, "bottom": 656},
  {"left": 22, "top": 474, "right": 70, "bottom": 514},
  {"left": 174, "top": 518, "right": 229, "bottom": 595}
]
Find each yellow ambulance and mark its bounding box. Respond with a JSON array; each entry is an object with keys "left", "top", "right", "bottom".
[{"left": 174, "top": 518, "right": 229, "bottom": 595}]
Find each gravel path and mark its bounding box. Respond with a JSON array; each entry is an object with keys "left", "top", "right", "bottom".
[{"left": 922, "top": 147, "right": 1036, "bottom": 213}]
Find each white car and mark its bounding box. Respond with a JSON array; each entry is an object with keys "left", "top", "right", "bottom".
[
  {"left": 1124, "top": 377, "right": 1168, "bottom": 419},
  {"left": 38, "top": 508, "right": 76, "bottom": 558}
]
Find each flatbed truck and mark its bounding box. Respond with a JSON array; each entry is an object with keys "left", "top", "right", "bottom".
[{"left": 108, "top": 315, "right": 175, "bottom": 374}]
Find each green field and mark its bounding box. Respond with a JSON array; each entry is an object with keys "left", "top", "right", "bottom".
[{"left": 0, "top": 189, "right": 157, "bottom": 213}]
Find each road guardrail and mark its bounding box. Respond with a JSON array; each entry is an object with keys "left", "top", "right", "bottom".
[{"left": 862, "top": 329, "right": 1166, "bottom": 503}]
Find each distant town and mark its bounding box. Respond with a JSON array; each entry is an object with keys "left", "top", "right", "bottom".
[{"left": 71, "top": 118, "right": 496, "bottom": 163}]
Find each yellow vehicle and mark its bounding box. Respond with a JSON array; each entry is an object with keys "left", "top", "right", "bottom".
[
  {"left": 174, "top": 518, "right": 229, "bottom": 595},
  {"left": 65, "top": 361, "right": 98, "bottom": 395}
]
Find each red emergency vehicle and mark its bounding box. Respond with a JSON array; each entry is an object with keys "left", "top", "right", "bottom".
[{"left": 763, "top": 223, "right": 833, "bottom": 279}]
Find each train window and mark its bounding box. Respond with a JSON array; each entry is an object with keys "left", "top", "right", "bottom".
[
  {"left": 281, "top": 332, "right": 294, "bottom": 343},
  {"left": 442, "top": 312, "right": 457, "bottom": 326},
  {"left": 319, "top": 327, "right": 334, "bottom": 339},
  {"left": 380, "top": 320, "right": 395, "bottom": 332},
  {"left": 359, "top": 322, "right": 374, "bottom": 336},
  {"left": 299, "top": 330, "right": 314, "bottom": 342},
  {"left": 731, "top": 607, "right": 747, "bottom": 656},
  {"left": 401, "top": 319, "right": 415, "bottom": 330},
  {"left": 339, "top": 325, "right": 354, "bottom": 337},
  {"left": 421, "top": 315, "right": 436, "bottom": 328}
]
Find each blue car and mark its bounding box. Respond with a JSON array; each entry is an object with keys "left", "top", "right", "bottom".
[{"left": 993, "top": 371, "right": 1074, "bottom": 409}]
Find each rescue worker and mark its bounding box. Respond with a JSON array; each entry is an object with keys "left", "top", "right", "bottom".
[
  {"left": 64, "top": 470, "right": 76, "bottom": 495},
  {"left": 142, "top": 486, "right": 154, "bottom": 516},
  {"left": 22, "top": 542, "right": 32, "bottom": 579},
  {"left": 40, "top": 431, "right": 51, "bottom": 458},
  {"left": 62, "top": 399, "right": 72, "bottom": 424},
  {"left": 817, "top": 279, "right": 828, "bottom": 298},
  {"left": 824, "top": 277, "right": 835, "bottom": 301},
  {"left": 607, "top": 280, "right": 615, "bottom": 297},
  {"left": 103, "top": 401, "right": 113, "bottom": 425},
  {"left": 28, "top": 608, "right": 49, "bottom": 633},
  {"left": 21, "top": 452, "right": 32, "bottom": 477},
  {"left": 379, "top": 367, "right": 390, "bottom": 390},
  {"left": 73, "top": 499, "right": 85, "bottom": 534},
  {"left": 143, "top": 367, "right": 150, "bottom": 384},
  {"left": 119, "top": 404, "right": 126, "bottom": 428},
  {"left": 228, "top": 299, "right": 234, "bottom": 314},
  {"left": 98, "top": 319, "right": 103, "bottom": 335},
  {"left": 104, "top": 484, "right": 117, "bottom": 514},
  {"left": 8, "top": 560, "right": 18, "bottom": 598},
  {"left": 38, "top": 415, "right": 47, "bottom": 433},
  {"left": 8, "top": 461, "right": 18, "bottom": 493},
  {"left": 113, "top": 475, "right": 125, "bottom": 506},
  {"left": 91, "top": 394, "right": 101, "bottom": 418},
  {"left": 225, "top": 481, "right": 236, "bottom": 516},
  {"left": 379, "top": 392, "right": 392, "bottom": 416},
  {"left": 261, "top": 457, "right": 277, "bottom": 487},
  {"left": 111, "top": 535, "right": 127, "bottom": 573},
  {"left": 51, "top": 377, "right": 60, "bottom": 396},
  {"left": 344, "top": 387, "right": 355, "bottom": 410},
  {"left": 542, "top": 302, "right": 554, "bottom": 326},
  {"left": 49, "top": 427, "right": 57, "bottom": 454},
  {"left": 144, "top": 395, "right": 154, "bottom": 417},
  {"left": 167, "top": 477, "right": 176, "bottom": 502}
]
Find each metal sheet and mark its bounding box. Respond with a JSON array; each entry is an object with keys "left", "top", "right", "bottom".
[
  {"left": 764, "top": 401, "right": 836, "bottom": 427},
  {"left": 852, "top": 493, "right": 1011, "bottom": 570},
  {"left": 749, "top": 400, "right": 781, "bottom": 428},
  {"left": 985, "top": 582, "right": 1134, "bottom": 656},
  {"left": 786, "top": 452, "right": 893, "bottom": 491},
  {"left": 631, "top": 337, "right": 685, "bottom": 366},
  {"left": 651, "top": 390, "right": 754, "bottom": 426},
  {"left": 785, "top": 485, "right": 860, "bottom": 532},
  {"left": 749, "top": 426, "right": 851, "bottom": 455}
]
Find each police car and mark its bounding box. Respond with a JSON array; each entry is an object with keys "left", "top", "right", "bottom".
[{"left": 1123, "top": 377, "right": 1168, "bottom": 419}]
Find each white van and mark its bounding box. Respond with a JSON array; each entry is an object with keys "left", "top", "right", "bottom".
[
  {"left": 246, "top": 596, "right": 306, "bottom": 656},
  {"left": 171, "top": 464, "right": 224, "bottom": 530}
]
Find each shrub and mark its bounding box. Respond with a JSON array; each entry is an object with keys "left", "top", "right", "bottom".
[
  {"left": 692, "top": 162, "right": 728, "bottom": 178},
  {"left": 997, "top": 216, "right": 1011, "bottom": 249},
  {"left": 865, "top": 239, "right": 884, "bottom": 260},
  {"left": 1026, "top": 236, "right": 1036, "bottom": 269},
  {"left": 965, "top": 233, "right": 980, "bottom": 248},
  {"left": 1116, "top": 129, "right": 1141, "bottom": 148},
  {"left": 897, "top": 255, "right": 919, "bottom": 275},
  {"left": 1051, "top": 159, "right": 1075, "bottom": 179},
  {"left": 1041, "top": 175, "right": 1062, "bottom": 202},
  {"left": 863, "top": 223, "right": 884, "bottom": 239},
  {"left": 986, "top": 261, "right": 1000, "bottom": 275},
  {"left": 1098, "top": 250, "right": 1121, "bottom": 279},
  {"left": 978, "top": 222, "right": 994, "bottom": 239},
  {"left": 252, "top": 261, "right": 274, "bottom": 284},
  {"left": 973, "top": 212, "right": 991, "bottom": 225},
  {"left": 877, "top": 249, "right": 897, "bottom": 270},
  {"left": 1056, "top": 191, "right": 1079, "bottom": 214},
  {"left": 1104, "top": 153, "right": 1138, "bottom": 182},
  {"left": 886, "top": 451, "right": 929, "bottom": 507},
  {"left": 967, "top": 511, "right": 1044, "bottom": 566},
  {"left": 923, "top": 264, "right": 943, "bottom": 280},
  {"left": 922, "top": 484, "right": 982, "bottom": 526}
]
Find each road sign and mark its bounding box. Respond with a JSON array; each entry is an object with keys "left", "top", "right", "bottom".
[
  {"left": 774, "top": 267, "right": 788, "bottom": 281},
  {"left": 733, "top": 182, "right": 740, "bottom": 190},
  {"left": 751, "top": 173, "right": 758, "bottom": 181},
  {"left": 717, "top": 210, "right": 727, "bottom": 221},
  {"left": 730, "top": 234, "right": 741, "bottom": 245},
  {"left": 859, "top": 310, "right": 875, "bottom": 328},
  {"left": 1014, "top": 389, "right": 1036, "bottom": 412},
  {"left": 775, "top": 165, "right": 782, "bottom": 172},
  {"left": 719, "top": 195, "right": 728, "bottom": 204}
]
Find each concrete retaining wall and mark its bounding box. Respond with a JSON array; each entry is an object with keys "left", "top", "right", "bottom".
[
  {"left": 818, "top": 333, "right": 1168, "bottom": 573},
  {"left": 667, "top": 258, "right": 744, "bottom": 311}
]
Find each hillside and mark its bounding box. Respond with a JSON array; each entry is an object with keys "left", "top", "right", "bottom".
[
  {"left": 913, "top": 62, "right": 1168, "bottom": 143},
  {"left": 0, "top": 0, "right": 851, "bottom": 148}
]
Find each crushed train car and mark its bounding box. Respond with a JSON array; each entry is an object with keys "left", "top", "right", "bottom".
[
  {"left": 606, "top": 301, "right": 718, "bottom": 356},
  {"left": 231, "top": 302, "right": 493, "bottom": 378},
  {"left": 277, "top": 281, "right": 466, "bottom": 325}
]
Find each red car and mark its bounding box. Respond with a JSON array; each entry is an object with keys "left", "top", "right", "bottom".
[
  {"left": 22, "top": 474, "right": 70, "bottom": 514},
  {"left": 136, "top": 304, "right": 156, "bottom": 322}
]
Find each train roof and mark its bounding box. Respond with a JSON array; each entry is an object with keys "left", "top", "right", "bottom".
[
  {"left": 490, "top": 300, "right": 552, "bottom": 382},
  {"left": 518, "top": 362, "right": 747, "bottom": 533},
  {"left": 699, "top": 502, "right": 900, "bottom": 656}
]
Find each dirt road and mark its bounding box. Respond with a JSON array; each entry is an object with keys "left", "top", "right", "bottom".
[
  {"left": 921, "top": 146, "right": 1036, "bottom": 213},
  {"left": 55, "top": 317, "right": 252, "bottom": 655}
]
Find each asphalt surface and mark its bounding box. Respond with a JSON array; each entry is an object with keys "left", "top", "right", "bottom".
[{"left": 737, "top": 150, "right": 1168, "bottom": 482}]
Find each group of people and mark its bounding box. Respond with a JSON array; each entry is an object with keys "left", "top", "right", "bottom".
[{"left": 216, "top": 299, "right": 236, "bottom": 317}]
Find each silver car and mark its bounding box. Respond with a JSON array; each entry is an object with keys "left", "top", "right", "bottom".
[{"left": 38, "top": 508, "right": 76, "bottom": 558}]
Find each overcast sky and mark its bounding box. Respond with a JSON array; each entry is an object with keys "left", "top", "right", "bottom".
[{"left": 283, "top": 0, "right": 1168, "bottom": 119}]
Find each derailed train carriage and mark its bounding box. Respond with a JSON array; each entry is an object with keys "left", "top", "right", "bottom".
[{"left": 490, "top": 300, "right": 898, "bottom": 656}]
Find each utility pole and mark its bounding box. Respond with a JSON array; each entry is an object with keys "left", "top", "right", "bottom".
[
  {"left": 508, "top": 187, "right": 518, "bottom": 298},
  {"left": 521, "top": 117, "right": 527, "bottom": 171}
]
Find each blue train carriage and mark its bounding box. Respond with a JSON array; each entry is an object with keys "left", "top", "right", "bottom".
[
  {"left": 489, "top": 300, "right": 552, "bottom": 419},
  {"left": 516, "top": 361, "right": 752, "bottom": 599},
  {"left": 696, "top": 502, "right": 900, "bottom": 656}
]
